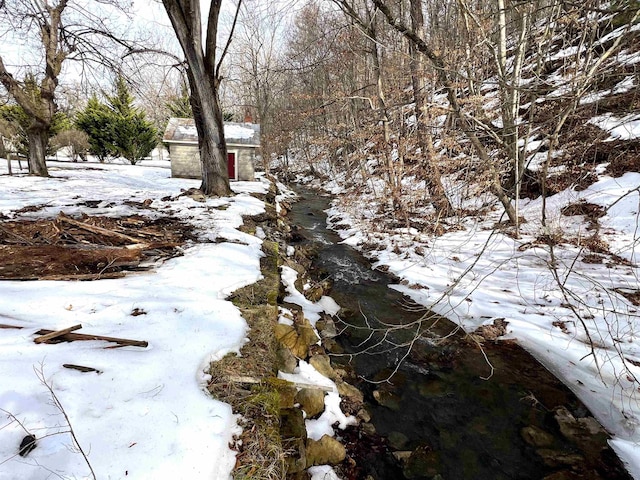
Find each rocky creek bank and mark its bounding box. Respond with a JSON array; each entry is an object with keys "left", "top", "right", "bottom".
[
  {"left": 277, "top": 184, "right": 632, "bottom": 480},
  {"left": 219, "top": 180, "right": 631, "bottom": 480}
]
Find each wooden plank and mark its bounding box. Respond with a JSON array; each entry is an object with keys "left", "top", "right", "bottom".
[
  {"left": 0, "top": 323, "right": 23, "bottom": 329},
  {"left": 34, "top": 324, "right": 82, "bottom": 344},
  {"left": 63, "top": 364, "right": 102, "bottom": 374},
  {"left": 227, "top": 375, "right": 334, "bottom": 392},
  {"left": 35, "top": 329, "right": 148, "bottom": 348}
]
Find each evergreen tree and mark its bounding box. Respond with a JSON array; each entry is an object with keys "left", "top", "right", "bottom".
[
  {"left": 76, "top": 78, "right": 158, "bottom": 165},
  {"left": 165, "top": 81, "right": 233, "bottom": 121},
  {"left": 75, "top": 95, "right": 116, "bottom": 162},
  {"left": 107, "top": 77, "right": 157, "bottom": 165},
  {"left": 166, "top": 82, "right": 193, "bottom": 118}
]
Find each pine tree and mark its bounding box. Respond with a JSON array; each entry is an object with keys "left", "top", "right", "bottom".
[
  {"left": 76, "top": 78, "right": 158, "bottom": 165},
  {"left": 166, "top": 82, "right": 193, "bottom": 118},
  {"left": 107, "top": 77, "right": 158, "bottom": 165},
  {"left": 75, "top": 95, "right": 116, "bottom": 162}
]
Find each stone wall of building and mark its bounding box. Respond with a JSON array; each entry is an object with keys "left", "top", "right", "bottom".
[
  {"left": 169, "top": 145, "right": 201, "bottom": 179},
  {"left": 169, "top": 143, "right": 257, "bottom": 181},
  {"left": 235, "top": 148, "right": 256, "bottom": 181}
]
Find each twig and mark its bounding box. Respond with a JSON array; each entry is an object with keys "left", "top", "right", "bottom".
[{"left": 34, "top": 364, "right": 97, "bottom": 480}]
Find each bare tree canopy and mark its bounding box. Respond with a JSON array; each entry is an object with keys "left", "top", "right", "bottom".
[{"left": 0, "top": 0, "right": 139, "bottom": 176}]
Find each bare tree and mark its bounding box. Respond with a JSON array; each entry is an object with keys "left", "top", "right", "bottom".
[
  {"left": 161, "top": 0, "right": 243, "bottom": 196},
  {"left": 0, "top": 0, "right": 143, "bottom": 176},
  {"left": 372, "top": 0, "right": 519, "bottom": 224},
  {"left": 407, "top": 0, "right": 453, "bottom": 216},
  {"left": 0, "top": 1, "right": 68, "bottom": 176}
]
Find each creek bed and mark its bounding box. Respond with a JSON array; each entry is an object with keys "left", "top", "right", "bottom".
[{"left": 287, "top": 187, "right": 630, "bottom": 480}]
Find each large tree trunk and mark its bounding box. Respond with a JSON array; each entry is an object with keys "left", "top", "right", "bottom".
[
  {"left": 187, "top": 67, "right": 231, "bottom": 196},
  {"left": 27, "top": 121, "right": 49, "bottom": 176},
  {"left": 0, "top": 1, "right": 66, "bottom": 179},
  {"left": 163, "top": 0, "right": 232, "bottom": 197}
]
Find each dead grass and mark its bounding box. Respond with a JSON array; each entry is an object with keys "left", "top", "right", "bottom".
[{"left": 207, "top": 239, "right": 286, "bottom": 480}]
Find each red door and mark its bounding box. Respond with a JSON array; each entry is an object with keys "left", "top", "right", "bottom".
[{"left": 227, "top": 152, "right": 236, "bottom": 180}]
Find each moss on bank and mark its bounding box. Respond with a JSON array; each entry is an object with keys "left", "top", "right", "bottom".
[{"left": 207, "top": 232, "right": 286, "bottom": 479}]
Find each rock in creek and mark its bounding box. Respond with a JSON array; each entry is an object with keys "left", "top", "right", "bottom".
[
  {"left": 304, "top": 279, "right": 332, "bottom": 303},
  {"left": 309, "top": 354, "right": 338, "bottom": 380},
  {"left": 275, "top": 318, "right": 319, "bottom": 359},
  {"left": 306, "top": 434, "right": 347, "bottom": 467},
  {"left": 373, "top": 389, "right": 402, "bottom": 411},
  {"left": 554, "top": 406, "right": 608, "bottom": 456},
  {"left": 316, "top": 314, "right": 338, "bottom": 338},
  {"left": 322, "top": 337, "right": 344, "bottom": 354},
  {"left": 388, "top": 431, "right": 409, "bottom": 450},
  {"left": 402, "top": 445, "right": 442, "bottom": 479},
  {"left": 536, "top": 448, "right": 585, "bottom": 468},
  {"left": 521, "top": 425, "right": 555, "bottom": 448}
]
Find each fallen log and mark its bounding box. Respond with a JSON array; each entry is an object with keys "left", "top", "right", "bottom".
[
  {"left": 57, "top": 212, "right": 147, "bottom": 245},
  {"left": 35, "top": 329, "right": 148, "bottom": 348},
  {"left": 63, "top": 364, "right": 102, "bottom": 374},
  {"left": 2, "top": 272, "right": 127, "bottom": 282},
  {"left": 34, "top": 324, "right": 82, "bottom": 344}
]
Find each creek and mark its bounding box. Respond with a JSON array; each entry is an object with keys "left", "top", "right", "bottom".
[{"left": 287, "top": 187, "right": 630, "bottom": 480}]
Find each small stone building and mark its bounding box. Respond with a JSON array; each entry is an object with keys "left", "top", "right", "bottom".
[{"left": 163, "top": 117, "right": 260, "bottom": 181}]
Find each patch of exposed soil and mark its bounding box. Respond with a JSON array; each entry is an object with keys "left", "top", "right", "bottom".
[
  {"left": 561, "top": 201, "right": 606, "bottom": 219},
  {"left": 561, "top": 201, "right": 606, "bottom": 230},
  {"left": 0, "top": 213, "right": 195, "bottom": 280},
  {"left": 615, "top": 289, "right": 640, "bottom": 306},
  {"left": 519, "top": 166, "right": 599, "bottom": 199}
]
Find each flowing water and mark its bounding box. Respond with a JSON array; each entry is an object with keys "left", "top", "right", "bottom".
[{"left": 287, "top": 187, "right": 630, "bottom": 480}]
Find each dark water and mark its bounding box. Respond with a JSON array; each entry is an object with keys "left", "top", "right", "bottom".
[{"left": 287, "top": 187, "right": 630, "bottom": 480}]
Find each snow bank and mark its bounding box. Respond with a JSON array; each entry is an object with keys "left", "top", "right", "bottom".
[{"left": 0, "top": 160, "right": 267, "bottom": 479}]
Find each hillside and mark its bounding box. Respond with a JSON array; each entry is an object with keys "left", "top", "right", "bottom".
[{"left": 273, "top": 3, "right": 640, "bottom": 477}]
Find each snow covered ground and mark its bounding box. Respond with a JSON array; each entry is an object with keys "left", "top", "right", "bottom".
[{"left": 0, "top": 160, "right": 268, "bottom": 479}]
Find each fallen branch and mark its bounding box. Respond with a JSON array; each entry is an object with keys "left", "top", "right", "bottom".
[
  {"left": 34, "top": 324, "right": 82, "bottom": 344},
  {"left": 3, "top": 272, "right": 127, "bottom": 281},
  {"left": 63, "top": 364, "right": 102, "bottom": 374},
  {"left": 57, "top": 212, "right": 147, "bottom": 245},
  {"left": 35, "top": 329, "right": 148, "bottom": 348},
  {"left": 0, "top": 323, "right": 23, "bottom": 329}
]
